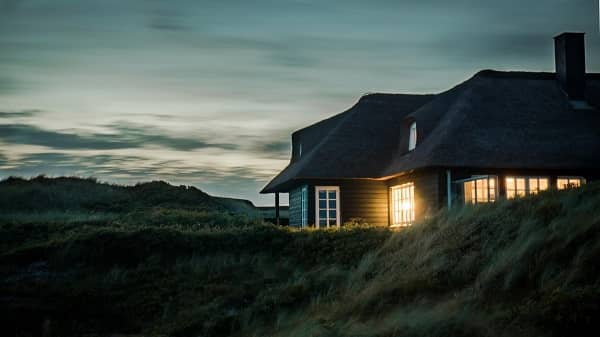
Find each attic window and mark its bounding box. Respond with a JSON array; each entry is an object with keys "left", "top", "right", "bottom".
[
  {"left": 298, "top": 143, "right": 303, "bottom": 157},
  {"left": 408, "top": 122, "right": 417, "bottom": 151}
]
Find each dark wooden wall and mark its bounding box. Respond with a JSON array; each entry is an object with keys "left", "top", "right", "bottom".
[
  {"left": 285, "top": 168, "right": 598, "bottom": 228},
  {"left": 291, "top": 179, "right": 389, "bottom": 226},
  {"left": 386, "top": 169, "right": 441, "bottom": 222},
  {"left": 288, "top": 185, "right": 303, "bottom": 227}
]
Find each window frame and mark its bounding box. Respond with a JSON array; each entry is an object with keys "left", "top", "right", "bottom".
[
  {"left": 300, "top": 185, "right": 308, "bottom": 228},
  {"left": 455, "top": 175, "right": 498, "bottom": 204},
  {"left": 314, "top": 186, "right": 341, "bottom": 229},
  {"left": 505, "top": 176, "right": 550, "bottom": 199},
  {"left": 390, "top": 182, "right": 415, "bottom": 227}
]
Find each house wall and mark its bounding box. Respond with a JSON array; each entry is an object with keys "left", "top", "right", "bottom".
[
  {"left": 288, "top": 185, "right": 304, "bottom": 227},
  {"left": 290, "top": 179, "right": 389, "bottom": 226},
  {"left": 386, "top": 169, "right": 442, "bottom": 222},
  {"left": 287, "top": 168, "right": 598, "bottom": 228}
]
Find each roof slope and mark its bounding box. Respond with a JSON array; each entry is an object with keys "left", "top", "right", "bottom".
[
  {"left": 261, "top": 93, "right": 433, "bottom": 192},
  {"left": 384, "top": 71, "right": 600, "bottom": 175},
  {"left": 262, "top": 71, "right": 600, "bottom": 193}
]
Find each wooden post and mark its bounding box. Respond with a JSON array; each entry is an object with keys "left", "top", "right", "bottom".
[{"left": 275, "top": 192, "right": 280, "bottom": 226}]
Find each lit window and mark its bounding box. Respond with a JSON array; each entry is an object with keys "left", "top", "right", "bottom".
[
  {"left": 506, "top": 176, "right": 549, "bottom": 199},
  {"left": 408, "top": 122, "right": 417, "bottom": 151},
  {"left": 391, "top": 183, "right": 415, "bottom": 226},
  {"left": 528, "top": 177, "right": 549, "bottom": 195},
  {"left": 301, "top": 186, "right": 308, "bottom": 228},
  {"left": 315, "top": 186, "right": 340, "bottom": 228},
  {"left": 557, "top": 177, "right": 585, "bottom": 190},
  {"left": 463, "top": 176, "right": 497, "bottom": 204}
]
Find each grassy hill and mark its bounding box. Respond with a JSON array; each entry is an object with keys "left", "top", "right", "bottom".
[
  {"left": 0, "top": 176, "right": 263, "bottom": 226},
  {"left": 1, "top": 179, "right": 599, "bottom": 336}
]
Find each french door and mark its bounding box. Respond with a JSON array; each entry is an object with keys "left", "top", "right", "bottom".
[{"left": 315, "top": 186, "right": 340, "bottom": 228}]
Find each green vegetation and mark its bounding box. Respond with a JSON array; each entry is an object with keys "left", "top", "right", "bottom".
[{"left": 1, "top": 177, "right": 600, "bottom": 337}]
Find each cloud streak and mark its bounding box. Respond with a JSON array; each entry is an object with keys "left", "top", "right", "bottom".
[{"left": 0, "top": 123, "right": 239, "bottom": 151}]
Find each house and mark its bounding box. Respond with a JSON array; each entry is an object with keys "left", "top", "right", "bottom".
[{"left": 261, "top": 32, "right": 600, "bottom": 228}]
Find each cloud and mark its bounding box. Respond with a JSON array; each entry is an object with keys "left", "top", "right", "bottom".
[
  {"left": 0, "top": 123, "right": 239, "bottom": 151},
  {"left": 251, "top": 140, "right": 291, "bottom": 159},
  {"left": 0, "top": 109, "right": 42, "bottom": 118}
]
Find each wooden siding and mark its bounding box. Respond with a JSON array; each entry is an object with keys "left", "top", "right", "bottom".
[
  {"left": 386, "top": 169, "right": 441, "bottom": 222},
  {"left": 292, "top": 179, "right": 389, "bottom": 226},
  {"left": 287, "top": 168, "right": 599, "bottom": 228},
  {"left": 288, "top": 185, "right": 303, "bottom": 227}
]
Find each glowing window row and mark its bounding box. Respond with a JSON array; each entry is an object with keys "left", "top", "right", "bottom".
[{"left": 505, "top": 176, "right": 584, "bottom": 199}]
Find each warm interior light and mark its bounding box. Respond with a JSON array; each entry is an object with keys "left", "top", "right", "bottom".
[{"left": 391, "top": 183, "right": 415, "bottom": 226}]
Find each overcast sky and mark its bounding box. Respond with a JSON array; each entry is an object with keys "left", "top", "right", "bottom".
[{"left": 1, "top": 0, "right": 599, "bottom": 205}]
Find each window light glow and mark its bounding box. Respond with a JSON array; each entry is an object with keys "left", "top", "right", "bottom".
[
  {"left": 391, "top": 182, "right": 415, "bottom": 226},
  {"left": 463, "top": 176, "right": 497, "bottom": 204},
  {"left": 557, "top": 177, "right": 585, "bottom": 190},
  {"left": 506, "top": 176, "right": 549, "bottom": 199}
]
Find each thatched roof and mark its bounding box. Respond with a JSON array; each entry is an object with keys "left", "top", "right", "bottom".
[{"left": 261, "top": 70, "right": 600, "bottom": 193}]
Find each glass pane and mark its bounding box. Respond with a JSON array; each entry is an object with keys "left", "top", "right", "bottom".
[
  {"left": 507, "top": 190, "right": 516, "bottom": 199},
  {"left": 329, "top": 210, "right": 336, "bottom": 219},
  {"left": 516, "top": 178, "right": 525, "bottom": 190},
  {"left": 318, "top": 190, "right": 326, "bottom": 199},
  {"left": 516, "top": 178, "right": 526, "bottom": 196},
  {"left": 329, "top": 219, "right": 337, "bottom": 226},
  {"left": 328, "top": 200, "right": 336, "bottom": 209},
  {"left": 539, "top": 178, "right": 549, "bottom": 191},
  {"left": 506, "top": 177, "right": 515, "bottom": 189},
  {"left": 319, "top": 210, "right": 326, "bottom": 219},
  {"left": 319, "top": 219, "right": 327, "bottom": 226},
  {"left": 319, "top": 200, "right": 326, "bottom": 208},
  {"left": 529, "top": 178, "right": 538, "bottom": 194},
  {"left": 464, "top": 181, "right": 474, "bottom": 204},
  {"left": 569, "top": 179, "right": 581, "bottom": 187},
  {"left": 328, "top": 191, "right": 336, "bottom": 199},
  {"left": 489, "top": 178, "right": 495, "bottom": 188}
]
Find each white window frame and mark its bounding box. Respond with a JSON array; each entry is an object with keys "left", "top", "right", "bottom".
[
  {"left": 556, "top": 176, "right": 586, "bottom": 190},
  {"left": 456, "top": 175, "right": 498, "bottom": 204},
  {"left": 390, "top": 182, "right": 415, "bottom": 227},
  {"left": 300, "top": 185, "right": 308, "bottom": 228},
  {"left": 408, "top": 121, "right": 417, "bottom": 151},
  {"left": 505, "top": 176, "right": 550, "bottom": 199},
  {"left": 314, "top": 186, "right": 341, "bottom": 228}
]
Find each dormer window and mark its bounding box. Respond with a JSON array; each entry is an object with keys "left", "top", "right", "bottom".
[
  {"left": 408, "top": 121, "right": 417, "bottom": 151},
  {"left": 298, "top": 143, "right": 302, "bottom": 157}
]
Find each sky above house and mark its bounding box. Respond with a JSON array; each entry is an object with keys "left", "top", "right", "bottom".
[{"left": 1, "top": 0, "right": 599, "bottom": 205}]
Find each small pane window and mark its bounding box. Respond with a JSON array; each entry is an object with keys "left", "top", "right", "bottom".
[
  {"left": 390, "top": 183, "right": 415, "bottom": 226},
  {"left": 506, "top": 176, "right": 550, "bottom": 199},
  {"left": 408, "top": 122, "right": 417, "bottom": 151},
  {"left": 557, "top": 177, "right": 585, "bottom": 190},
  {"left": 315, "top": 186, "right": 340, "bottom": 228},
  {"left": 463, "top": 176, "right": 497, "bottom": 204}
]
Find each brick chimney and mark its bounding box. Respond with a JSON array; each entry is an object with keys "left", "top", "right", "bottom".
[{"left": 554, "top": 32, "right": 586, "bottom": 100}]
